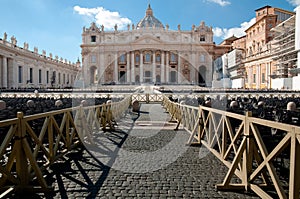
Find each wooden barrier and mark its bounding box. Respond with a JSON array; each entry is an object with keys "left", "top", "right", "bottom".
[
  {"left": 0, "top": 96, "right": 131, "bottom": 194},
  {"left": 162, "top": 95, "right": 300, "bottom": 199}
]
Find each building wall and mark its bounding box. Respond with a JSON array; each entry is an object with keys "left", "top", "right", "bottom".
[
  {"left": 81, "top": 21, "right": 230, "bottom": 87},
  {"left": 0, "top": 33, "right": 79, "bottom": 88},
  {"left": 243, "top": 6, "right": 295, "bottom": 89}
]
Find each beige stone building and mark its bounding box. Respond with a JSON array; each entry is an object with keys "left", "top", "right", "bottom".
[
  {"left": 80, "top": 5, "right": 231, "bottom": 87},
  {"left": 0, "top": 33, "right": 80, "bottom": 89},
  {"left": 243, "top": 5, "right": 295, "bottom": 89}
]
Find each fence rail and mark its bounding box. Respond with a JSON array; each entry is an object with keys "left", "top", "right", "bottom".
[
  {"left": 0, "top": 96, "right": 131, "bottom": 193},
  {"left": 162, "top": 95, "right": 300, "bottom": 199}
]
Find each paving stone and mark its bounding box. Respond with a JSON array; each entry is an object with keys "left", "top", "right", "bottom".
[{"left": 11, "top": 104, "right": 260, "bottom": 198}]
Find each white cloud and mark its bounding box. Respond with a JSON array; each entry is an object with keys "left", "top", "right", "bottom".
[
  {"left": 206, "top": 0, "right": 231, "bottom": 7},
  {"left": 213, "top": 17, "right": 256, "bottom": 40},
  {"left": 74, "top": 6, "right": 132, "bottom": 30},
  {"left": 287, "top": 0, "right": 300, "bottom": 6}
]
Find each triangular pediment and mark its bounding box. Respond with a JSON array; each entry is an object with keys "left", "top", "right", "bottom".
[{"left": 132, "top": 35, "right": 163, "bottom": 45}]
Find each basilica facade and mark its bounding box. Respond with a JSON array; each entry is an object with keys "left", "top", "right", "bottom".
[{"left": 81, "top": 5, "right": 231, "bottom": 87}]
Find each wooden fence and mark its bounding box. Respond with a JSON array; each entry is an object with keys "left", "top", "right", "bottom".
[
  {"left": 0, "top": 96, "right": 131, "bottom": 194},
  {"left": 163, "top": 95, "right": 300, "bottom": 199}
]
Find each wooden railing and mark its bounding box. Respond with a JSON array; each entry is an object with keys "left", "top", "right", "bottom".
[
  {"left": 0, "top": 96, "right": 131, "bottom": 193},
  {"left": 163, "top": 95, "right": 300, "bottom": 199},
  {"left": 131, "top": 93, "right": 163, "bottom": 103}
]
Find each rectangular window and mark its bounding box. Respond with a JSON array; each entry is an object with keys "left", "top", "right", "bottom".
[
  {"left": 52, "top": 71, "right": 56, "bottom": 85},
  {"left": 46, "top": 71, "right": 49, "bottom": 84},
  {"left": 200, "top": 35, "right": 205, "bottom": 42},
  {"left": 145, "top": 53, "right": 151, "bottom": 63},
  {"left": 170, "top": 53, "right": 177, "bottom": 62},
  {"left": 18, "top": 66, "right": 22, "bottom": 83},
  {"left": 29, "top": 68, "right": 33, "bottom": 83},
  {"left": 63, "top": 74, "right": 65, "bottom": 84},
  {"left": 119, "top": 54, "right": 126, "bottom": 63},
  {"left": 262, "top": 73, "right": 265, "bottom": 83},
  {"left": 58, "top": 73, "right": 61, "bottom": 84},
  {"left": 135, "top": 54, "right": 140, "bottom": 63},
  {"left": 200, "top": 54, "right": 205, "bottom": 62},
  {"left": 253, "top": 74, "right": 256, "bottom": 83},
  {"left": 91, "top": 35, "right": 96, "bottom": 42},
  {"left": 91, "top": 55, "right": 96, "bottom": 63},
  {"left": 38, "top": 69, "right": 42, "bottom": 84},
  {"left": 156, "top": 54, "right": 161, "bottom": 63}
]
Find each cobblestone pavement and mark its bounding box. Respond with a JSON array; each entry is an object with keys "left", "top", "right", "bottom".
[{"left": 15, "top": 104, "right": 259, "bottom": 198}]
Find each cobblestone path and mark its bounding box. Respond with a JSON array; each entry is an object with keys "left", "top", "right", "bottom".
[{"left": 18, "top": 104, "right": 259, "bottom": 198}]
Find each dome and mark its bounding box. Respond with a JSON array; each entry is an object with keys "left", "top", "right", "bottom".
[{"left": 136, "top": 4, "right": 164, "bottom": 29}]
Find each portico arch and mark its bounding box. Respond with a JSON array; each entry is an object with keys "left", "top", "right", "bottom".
[
  {"left": 198, "top": 65, "right": 206, "bottom": 86},
  {"left": 89, "top": 66, "right": 97, "bottom": 85}
]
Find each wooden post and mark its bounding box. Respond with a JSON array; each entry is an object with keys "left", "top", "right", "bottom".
[
  {"left": 16, "top": 112, "right": 29, "bottom": 188},
  {"left": 243, "top": 111, "right": 253, "bottom": 191},
  {"left": 289, "top": 128, "right": 300, "bottom": 199}
]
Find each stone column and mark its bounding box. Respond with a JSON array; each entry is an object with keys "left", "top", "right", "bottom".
[
  {"left": 0, "top": 57, "right": 2, "bottom": 88},
  {"left": 140, "top": 51, "right": 143, "bottom": 83},
  {"left": 114, "top": 53, "right": 118, "bottom": 83},
  {"left": 267, "top": 62, "right": 271, "bottom": 89},
  {"left": 2, "top": 56, "right": 7, "bottom": 88},
  {"left": 99, "top": 52, "right": 105, "bottom": 84},
  {"left": 131, "top": 51, "right": 135, "bottom": 84},
  {"left": 126, "top": 53, "right": 130, "bottom": 83},
  {"left": 256, "top": 64, "right": 260, "bottom": 89},
  {"left": 190, "top": 52, "right": 196, "bottom": 84},
  {"left": 166, "top": 52, "right": 169, "bottom": 83},
  {"left": 8, "top": 58, "right": 17, "bottom": 88},
  {"left": 178, "top": 52, "right": 181, "bottom": 83},
  {"left": 152, "top": 52, "right": 156, "bottom": 83},
  {"left": 248, "top": 66, "right": 252, "bottom": 87},
  {"left": 161, "top": 51, "right": 165, "bottom": 83}
]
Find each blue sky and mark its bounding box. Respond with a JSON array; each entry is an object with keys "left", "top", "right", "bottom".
[{"left": 0, "top": 0, "right": 299, "bottom": 63}]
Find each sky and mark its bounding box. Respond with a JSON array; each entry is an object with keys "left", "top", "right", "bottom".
[{"left": 0, "top": 0, "right": 299, "bottom": 63}]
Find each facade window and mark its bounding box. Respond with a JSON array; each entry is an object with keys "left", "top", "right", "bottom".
[
  {"left": 145, "top": 53, "right": 151, "bottom": 63},
  {"left": 253, "top": 74, "right": 256, "bottom": 83},
  {"left": 135, "top": 54, "right": 140, "bottom": 63},
  {"left": 91, "top": 35, "right": 96, "bottom": 42},
  {"left": 63, "top": 74, "right": 66, "bottom": 84},
  {"left": 46, "top": 71, "right": 49, "bottom": 84},
  {"left": 200, "top": 54, "right": 205, "bottom": 62},
  {"left": 91, "top": 55, "right": 96, "bottom": 63},
  {"left": 38, "top": 69, "right": 42, "bottom": 84},
  {"left": 29, "top": 68, "right": 33, "bottom": 83},
  {"left": 119, "top": 54, "right": 126, "bottom": 63},
  {"left": 18, "top": 66, "right": 22, "bottom": 83},
  {"left": 156, "top": 65, "right": 160, "bottom": 68},
  {"left": 156, "top": 54, "right": 161, "bottom": 63},
  {"left": 58, "top": 73, "right": 61, "bottom": 84},
  {"left": 262, "top": 73, "right": 265, "bottom": 83},
  {"left": 200, "top": 35, "right": 205, "bottom": 42},
  {"left": 170, "top": 53, "right": 177, "bottom": 62},
  {"left": 52, "top": 71, "right": 56, "bottom": 84}
]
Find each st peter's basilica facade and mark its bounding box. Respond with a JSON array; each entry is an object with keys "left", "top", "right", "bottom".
[{"left": 81, "top": 5, "right": 231, "bottom": 87}]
